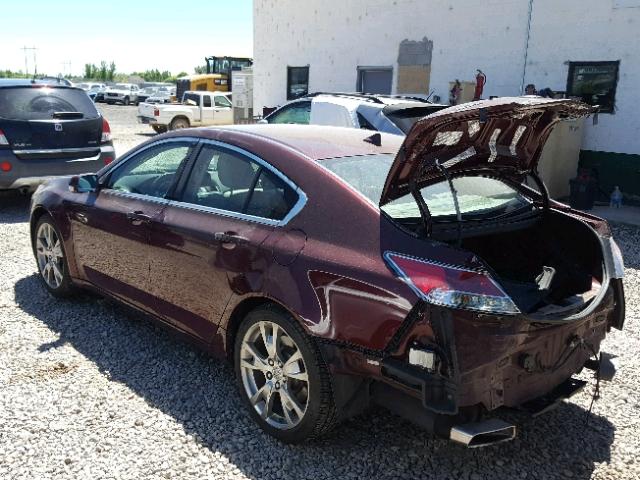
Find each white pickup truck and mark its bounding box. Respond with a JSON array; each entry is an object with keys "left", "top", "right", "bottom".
[{"left": 137, "top": 91, "right": 233, "bottom": 133}]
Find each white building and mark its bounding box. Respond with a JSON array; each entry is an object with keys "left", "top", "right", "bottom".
[{"left": 253, "top": 0, "right": 640, "bottom": 199}]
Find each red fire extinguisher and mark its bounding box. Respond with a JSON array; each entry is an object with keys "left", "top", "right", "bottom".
[{"left": 474, "top": 70, "right": 486, "bottom": 101}]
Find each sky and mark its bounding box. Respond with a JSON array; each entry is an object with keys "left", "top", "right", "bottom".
[{"left": 0, "top": 0, "right": 253, "bottom": 77}]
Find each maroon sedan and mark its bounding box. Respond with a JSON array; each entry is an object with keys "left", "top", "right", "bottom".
[{"left": 30, "top": 97, "right": 625, "bottom": 447}]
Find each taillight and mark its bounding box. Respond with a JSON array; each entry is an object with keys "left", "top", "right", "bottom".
[
  {"left": 101, "top": 117, "right": 112, "bottom": 143},
  {"left": 103, "top": 156, "right": 114, "bottom": 165},
  {"left": 384, "top": 252, "right": 520, "bottom": 315},
  {"left": 153, "top": 107, "right": 159, "bottom": 117},
  {"left": 0, "top": 161, "right": 11, "bottom": 172},
  {"left": 0, "top": 129, "right": 9, "bottom": 146}
]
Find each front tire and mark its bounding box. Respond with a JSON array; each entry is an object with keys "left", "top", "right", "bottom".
[
  {"left": 122, "top": 96, "right": 130, "bottom": 106},
  {"left": 34, "top": 215, "right": 75, "bottom": 297},
  {"left": 234, "top": 306, "right": 337, "bottom": 443}
]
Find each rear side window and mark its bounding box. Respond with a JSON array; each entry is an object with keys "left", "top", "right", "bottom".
[
  {"left": 0, "top": 87, "right": 99, "bottom": 120},
  {"left": 181, "top": 144, "right": 298, "bottom": 221},
  {"left": 267, "top": 102, "right": 311, "bottom": 124},
  {"left": 203, "top": 95, "right": 212, "bottom": 107}
]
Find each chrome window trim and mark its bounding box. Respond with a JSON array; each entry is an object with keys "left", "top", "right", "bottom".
[
  {"left": 105, "top": 189, "right": 172, "bottom": 207},
  {"left": 170, "top": 138, "right": 307, "bottom": 227},
  {"left": 97, "top": 136, "right": 307, "bottom": 227},
  {"left": 98, "top": 136, "right": 199, "bottom": 181}
]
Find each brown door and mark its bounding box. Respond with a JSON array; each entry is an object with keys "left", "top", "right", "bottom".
[
  {"left": 147, "top": 142, "right": 299, "bottom": 341},
  {"left": 70, "top": 140, "right": 197, "bottom": 310}
]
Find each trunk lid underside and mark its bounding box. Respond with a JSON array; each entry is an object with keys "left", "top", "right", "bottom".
[{"left": 380, "top": 96, "right": 595, "bottom": 206}]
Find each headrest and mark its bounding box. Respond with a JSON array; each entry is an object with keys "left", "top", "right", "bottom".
[{"left": 217, "top": 154, "right": 255, "bottom": 190}]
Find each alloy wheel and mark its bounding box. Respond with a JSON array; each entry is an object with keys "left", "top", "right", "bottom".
[
  {"left": 239, "top": 321, "right": 310, "bottom": 429},
  {"left": 36, "top": 222, "right": 64, "bottom": 289}
]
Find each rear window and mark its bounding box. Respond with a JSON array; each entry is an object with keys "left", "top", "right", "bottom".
[
  {"left": 384, "top": 106, "right": 448, "bottom": 134},
  {"left": 321, "top": 154, "right": 529, "bottom": 219},
  {"left": 0, "top": 87, "right": 99, "bottom": 120}
]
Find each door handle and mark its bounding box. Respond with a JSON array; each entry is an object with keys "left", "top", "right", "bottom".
[
  {"left": 126, "top": 210, "right": 152, "bottom": 226},
  {"left": 213, "top": 231, "right": 248, "bottom": 249}
]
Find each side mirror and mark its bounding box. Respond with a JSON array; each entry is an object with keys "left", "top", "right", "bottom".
[
  {"left": 257, "top": 119, "right": 268, "bottom": 124},
  {"left": 69, "top": 174, "right": 99, "bottom": 193}
]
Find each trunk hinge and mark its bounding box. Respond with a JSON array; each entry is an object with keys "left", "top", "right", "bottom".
[
  {"left": 435, "top": 159, "right": 463, "bottom": 247},
  {"left": 409, "top": 176, "right": 433, "bottom": 238},
  {"left": 528, "top": 170, "right": 550, "bottom": 212}
]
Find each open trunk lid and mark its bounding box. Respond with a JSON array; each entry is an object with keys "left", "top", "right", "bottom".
[{"left": 379, "top": 97, "right": 595, "bottom": 206}]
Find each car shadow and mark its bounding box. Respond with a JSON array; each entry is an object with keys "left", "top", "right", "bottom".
[
  {"left": 136, "top": 132, "right": 157, "bottom": 138},
  {"left": 14, "top": 274, "right": 615, "bottom": 479},
  {"left": 0, "top": 191, "right": 30, "bottom": 223}
]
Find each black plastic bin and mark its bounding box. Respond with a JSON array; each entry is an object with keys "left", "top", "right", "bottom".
[{"left": 569, "top": 176, "right": 597, "bottom": 210}]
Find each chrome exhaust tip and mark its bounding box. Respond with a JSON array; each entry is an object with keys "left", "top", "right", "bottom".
[{"left": 449, "top": 419, "right": 516, "bottom": 448}]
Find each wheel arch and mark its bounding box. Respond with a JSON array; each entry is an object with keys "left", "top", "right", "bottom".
[
  {"left": 30, "top": 205, "right": 51, "bottom": 245},
  {"left": 170, "top": 115, "right": 190, "bottom": 129},
  {"left": 223, "top": 295, "right": 305, "bottom": 362}
]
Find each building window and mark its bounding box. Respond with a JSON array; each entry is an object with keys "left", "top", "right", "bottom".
[
  {"left": 566, "top": 61, "right": 619, "bottom": 114},
  {"left": 287, "top": 66, "right": 309, "bottom": 100},
  {"left": 357, "top": 67, "right": 393, "bottom": 95}
]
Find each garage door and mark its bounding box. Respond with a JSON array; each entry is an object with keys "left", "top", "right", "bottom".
[{"left": 357, "top": 67, "right": 393, "bottom": 95}]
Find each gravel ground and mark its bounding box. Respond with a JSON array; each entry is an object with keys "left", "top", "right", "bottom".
[{"left": 0, "top": 108, "right": 639, "bottom": 479}]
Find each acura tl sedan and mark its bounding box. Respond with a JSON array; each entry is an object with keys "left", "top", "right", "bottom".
[{"left": 30, "top": 97, "right": 625, "bottom": 447}]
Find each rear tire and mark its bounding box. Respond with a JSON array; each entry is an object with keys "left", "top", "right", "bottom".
[
  {"left": 234, "top": 305, "right": 338, "bottom": 443},
  {"left": 169, "top": 117, "right": 189, "bottom": 130},
  {"left": 34, "top": 215, "right": 76, "bottom": 298}
]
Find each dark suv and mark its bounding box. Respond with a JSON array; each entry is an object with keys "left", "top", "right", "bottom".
[{"left": 0, "top": 79, "right": 115, "bottom": 193}]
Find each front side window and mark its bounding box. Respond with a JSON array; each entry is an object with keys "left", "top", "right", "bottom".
[
  {"left": 181, "top": 144, "right": 298, "bottom": 220},
  {"left": 566, "top": 61, "right": 619, "bottom": 114},
  {"left": 287, "top": 66, "right": 309, "bottom": 100},
  {"left": 321, "top": 154, "right": 529, "bottom": 220},
  {"left": 267, "top": 101, "right": 311, "bottom": 125},
  {"left": 214, "top": 95, "right": 232, "bottom": 108},
  {"left": 107, "top": 142, "right": 194, "bottom": 198}
]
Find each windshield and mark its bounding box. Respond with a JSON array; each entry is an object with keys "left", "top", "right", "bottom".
[
  {"left": 321, "top": 154, "right": 530, "bottom": 219},
  {"left": 0, "top": 87, "right": 100, "bottom": 120},
  {"left": 114, "top": 84, "right": 129, "bottom": 89}
]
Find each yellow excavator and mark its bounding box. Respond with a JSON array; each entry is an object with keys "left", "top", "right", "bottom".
[{"left": 175, "top": 56, "right": 253, "bottom": 100}]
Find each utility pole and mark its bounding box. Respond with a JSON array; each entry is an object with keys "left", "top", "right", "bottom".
[
  {"left": 21, "top": 46, "right": 37, "bottom": 76},
  {"left": 61, "top": 61, "right": 72, "bottom": 77}
]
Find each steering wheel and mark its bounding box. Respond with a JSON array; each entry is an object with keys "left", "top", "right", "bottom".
[{"left": 146, "top": 173, "right": 175, "bottom": 196}]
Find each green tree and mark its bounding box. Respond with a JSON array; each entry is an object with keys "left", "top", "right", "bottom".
[
  {"left": 194, "top": 65, "right": 206, "bottom": 74},
  {"left": 99, "top": 61, "right": 108, "bottom": 81},
  {"left": 108, "top": 61, "right": 116, "bottom": 81}
]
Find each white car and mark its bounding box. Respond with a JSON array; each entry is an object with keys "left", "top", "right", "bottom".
[
  {"left": 104, "top": 83, "right": 140, "bottom": 105},
  {"left": 137, "top": 90, "right": 233, "bottom": 133},
  {"left": 260, "top": 92, "right": 447, "bottom": 135}
]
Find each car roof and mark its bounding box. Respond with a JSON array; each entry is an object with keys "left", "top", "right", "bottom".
[
  {"left": 0, "top": 78, "right": 80, "bottom": 89},
  {"left": 184, "top": 124, "right": 403, "bottom": 160}
]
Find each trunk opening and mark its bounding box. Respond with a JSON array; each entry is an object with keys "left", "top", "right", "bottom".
[{"left": 454, "top": 210, "right": 604, "bottom": 316}]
